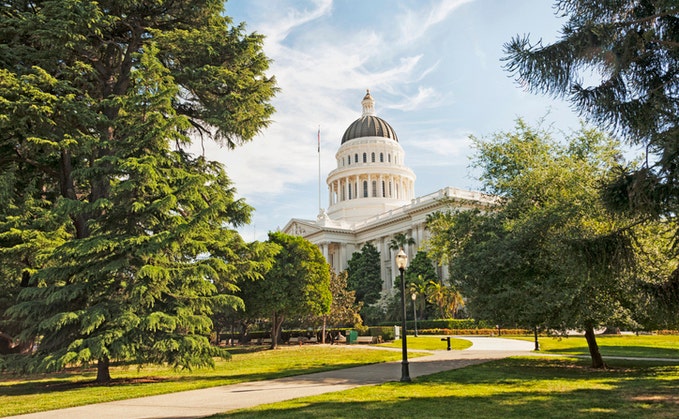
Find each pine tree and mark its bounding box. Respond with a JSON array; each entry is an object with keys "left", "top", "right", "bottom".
[
  {"left": 346, "top": 243, "right": 382, "bottom": 305},
  {"left": 0, "top": 1, "right": 276, "bottom": 382}
]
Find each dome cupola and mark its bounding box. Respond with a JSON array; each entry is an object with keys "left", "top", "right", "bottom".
[
  {"left": 341, "top": 90, "right": 399, "bottom": 144},
  {"left": 326, "top": 90, "right": 415, "bottom": 222}
]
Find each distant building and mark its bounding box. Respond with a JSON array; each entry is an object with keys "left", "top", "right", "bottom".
[{"left": 283, "top": 90, "right": 494, "bottom": 289}]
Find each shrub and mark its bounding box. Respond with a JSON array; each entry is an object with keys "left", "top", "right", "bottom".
[{"left": 370, "top": 326, "right": 395, "bottom": 341}]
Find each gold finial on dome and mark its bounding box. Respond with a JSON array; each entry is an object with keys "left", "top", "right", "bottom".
[{"left": 361, "top": 89, "right": 375, "bottom": 116}]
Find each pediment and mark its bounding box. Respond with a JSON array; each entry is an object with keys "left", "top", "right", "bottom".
[{"left": 282, "top": 219, "right": 321, "bottom": 237}]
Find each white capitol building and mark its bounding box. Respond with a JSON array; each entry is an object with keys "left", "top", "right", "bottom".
[{"left": 283, "top": 90, "right": 494, "bottom": 289}]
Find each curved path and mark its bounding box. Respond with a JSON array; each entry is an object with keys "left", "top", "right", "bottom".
[{"left": 10, "top": 337, "right": 534, "bottom": 419}]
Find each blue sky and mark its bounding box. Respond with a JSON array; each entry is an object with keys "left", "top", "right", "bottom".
[{"left": 200, "top": 0, "right": 585, "bottom": 241}]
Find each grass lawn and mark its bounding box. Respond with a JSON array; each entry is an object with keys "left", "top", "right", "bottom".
[
  {"left": 212, "top": 356, "right": 679, "bottom": 418},
  {"left": 0, "top": 345, "right": 418, "bottom": 417},
  {"left": 516, "top": 334, "right": 679, "bottom": 359},
  {"left": 377, "top": 336, "right": 472, "bottom": 351}
]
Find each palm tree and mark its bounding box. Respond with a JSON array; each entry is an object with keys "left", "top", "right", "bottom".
[
  {"left": 426, "top": 281, "right": 464, "bottom": 319},
  {"left": 388, "top": 233, "right": 415, "bottom": 251}
]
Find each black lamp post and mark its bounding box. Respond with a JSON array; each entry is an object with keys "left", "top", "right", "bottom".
[
  {"left": 411, "top": 292, "right": 418, "bottom": 337},
  {"left": 396, "top": 249, "right": 411, "bottom": 382}
]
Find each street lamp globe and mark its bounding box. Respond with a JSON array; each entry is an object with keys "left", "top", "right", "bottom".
[{"left": 396, "top": 249, "right": 408, "bottom": 271}]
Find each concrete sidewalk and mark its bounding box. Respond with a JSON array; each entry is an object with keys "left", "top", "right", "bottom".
[{"left": 10, "top": 337, "right": 535, "bottom": 419}]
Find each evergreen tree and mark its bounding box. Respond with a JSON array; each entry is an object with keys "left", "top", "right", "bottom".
[
  {"left": 0, "top": 1, "right": 276, "bottom": 382},
  {"left": 346, "top": 243, "right": 382, "bottom": 305}
]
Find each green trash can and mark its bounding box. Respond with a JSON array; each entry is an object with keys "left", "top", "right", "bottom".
[{"left": 347, "top": 330, "right": 358, "bottom": 344}]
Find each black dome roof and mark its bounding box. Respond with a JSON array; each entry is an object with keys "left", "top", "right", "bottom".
[
  {"left": 341, "top": 115, "right": 399, "bottom": 144},
  {"left": 340, "top": 90, "right": 398, "bottom": 144}
]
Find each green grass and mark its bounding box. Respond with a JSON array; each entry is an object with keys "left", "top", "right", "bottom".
[
  {"left": 0, "top": 346, "right": 416, "bottom": 417},
  {"left": 212, "top": 356, "right": 679, "bottom": 418},
  {"left": 377, "top": 336, "right": 472, "bottom": 351},
  {"left": 514, "top": 334, "right": 679, "bottom": 359}
]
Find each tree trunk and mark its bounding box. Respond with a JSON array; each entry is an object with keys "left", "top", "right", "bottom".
[
  {"left": 270, "top": 312, "right": 285, "bottom": 349},
  {"left": 584, "top": 325, "right": 606, "bottom": 369},
  {"left": 96, "top": 356, "right": 111, "bottom": 383},
  {"left": 321, "top": 317, "right": 327, "bottom": 344}
]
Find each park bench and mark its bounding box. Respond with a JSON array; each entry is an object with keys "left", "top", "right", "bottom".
[
  {"left": 355, "top": 336, "right": 378, "bottom": 344},
  {"left": 288, "top": 337, "right": 308, "bottom": 345}
]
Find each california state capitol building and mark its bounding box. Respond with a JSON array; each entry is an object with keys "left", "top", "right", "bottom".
[{"left": 283, "top": 90, "right": 494, "bottom": 290}]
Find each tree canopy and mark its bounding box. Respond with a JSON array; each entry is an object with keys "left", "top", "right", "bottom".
[
  {"left": 346, "top": 243, "right": 383, "bottom": 305},
  {"left": 502, "top": 1, "right": 679, "bottom": 309},
  {"left": 427, "top": 120, "right": 669, "bottom": 367},
  {"left": 240, "top": 232, "right": 331, "bottom": 349},
  {"left": 0, "top": 1, "right": 277, "bottom": 382}
]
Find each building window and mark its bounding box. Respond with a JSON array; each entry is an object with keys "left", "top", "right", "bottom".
[
  {"left": 355, "top": 153, "right": 358, "bottom": 163},
  {"left": 382, "top": 181, "right": 386, "bottom": 197},
  {"left": 363, "top": 181, "right": 368, "bottom": 198},
  {"left": 389, "top": 181, "right": 393, "bottom": 197},
  {"left": 349, "top": 185, "right": 352, "bottom": 199},
  {"left": 347, "top": 156, "right": 350, "bottom": 165},
  {"left": 371, "top": 152, "right": 375, "bottom": 162},
  {"left": 363, "top": 153, "right": 367, "bottom": 163},
  {"left": 388, "top": 154, "right": 391, "bottom": 163},
  {"left": 372, "top": 180, "right": 377, "bottom": 197},
  {"left": 380, "top": 153, "right": 384, "bottom": 162}
]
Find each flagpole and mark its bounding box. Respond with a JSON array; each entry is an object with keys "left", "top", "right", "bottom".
[{"left": 318, "top": 126, "right": 321, "bottom": 212}]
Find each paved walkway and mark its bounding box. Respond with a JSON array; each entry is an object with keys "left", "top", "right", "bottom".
[{"left": 10, "top": 337, "right": 535, "bottom": 419}]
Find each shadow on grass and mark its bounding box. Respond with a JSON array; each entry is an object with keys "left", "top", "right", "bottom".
[
  {"left": 542, "top": 345, "right": 679, "bottom": 359},
  {"left": 0, "top": 359, "right": 382, "bottom": 397},
  {"left": 215, "top": 358, "right": 679, "bottom": 419}
]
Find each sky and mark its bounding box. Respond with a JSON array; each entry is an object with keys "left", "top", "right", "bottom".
[{"left": 198, "top": 0, "right": 585, "bottom": 241}]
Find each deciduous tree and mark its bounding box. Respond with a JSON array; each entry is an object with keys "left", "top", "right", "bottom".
[
  {"left": 241, "top": 232, "right": 331, "bottom": 349},
  {"left": 503, "top": 0, "right": 679, "bottom": 312},
  {"left": 428, "top": 120, "right": 661, "bottom": 368}
]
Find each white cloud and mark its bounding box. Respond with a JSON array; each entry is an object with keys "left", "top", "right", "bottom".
[
  {"left": 388, "top": 86, "right": 444, "bottom": 111},
  {"left": 397, "top": 0, "right": 476, "bottom": 45}
]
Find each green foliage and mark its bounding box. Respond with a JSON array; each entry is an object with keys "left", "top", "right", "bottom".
[
  {"left": 368, "top": 326, "right": 395, "bottom": 341},
  {"left": 503, "top": 0, "right": 679, "bottom": 313},
  {"left": 325, "top": 271, "right": 363, "bottom": 328},
  {"left": 240, "top": 232, "right": 331, "bottom": 348},
  {"left": 0, "top": 1, "right": 277, "bottom": 380},
  {"left": 427, "top": 120, "right": 672, "bottom": 365},
  {"left": 388, "top": 233, "right": 416, "bottom": 251},
  {"left": 346, "top": 243, "right": 382, "bottom": 305}
]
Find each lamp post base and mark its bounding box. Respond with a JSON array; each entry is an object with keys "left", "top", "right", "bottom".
[{"left": 400, "top": 361, "right": 411, "bottom": 382}]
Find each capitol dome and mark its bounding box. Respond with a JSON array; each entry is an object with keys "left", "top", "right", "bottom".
[
  {"left": 325, "top": 90, "right": 415, "bottom": 223},
  {"left": 341, "top": 90, "right": 398, "bottom": 144}
]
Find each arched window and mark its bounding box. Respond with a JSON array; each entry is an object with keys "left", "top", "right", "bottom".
[
  {"left": 372, "top": 180, "right": 377, "bottom": 197},
  {"left": 363, "top": 153, "right": 367, "bottom": 163},
  {"left": 382, "top": 180, "right": 386, "bottom": 197},
  {"left": 347, "top": 156, "right": 350, "bottom": 165},
  {"left": 348, "top": 185, "right": 352, "bottom": 199},
  {"left": 388, "top": 154, "right": 392, "bottom": 163},
  {"left": 380, "top": 153, "right": 384, "bottom": 162},
  {"left": 371, "top": 152, "right": 375, "bottom": 162},
  {"left": 355, "top": 153, "right": 358, "bottom": 163},
  {"left": 363, "top": 181, "right": 368, "bottom": 198}
]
